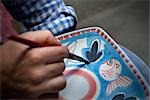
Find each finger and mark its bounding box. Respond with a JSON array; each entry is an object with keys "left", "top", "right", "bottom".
[
  {"left": 41, "top": 75, "right": 66, "bottom": 92},
  {"left": 23, "top": 62, "right": 65, "bottom": 85},
  {"left": 38, "top": 92, "right": 58, "bottom": 99},
  {"left": 30, "top": 75, "right": 66, "bottom": 96},
  {"left": 25, "top": 46, "right": 69, "bottom": 64},
  {"left": 20, "top": 30, "right": 61, "bottom": 46},
  {"left": 43, "top": 62, "right": 65, "bottom": 79},
  {"left": 25, "top": 62, "right": 65, "bottom": 86}
]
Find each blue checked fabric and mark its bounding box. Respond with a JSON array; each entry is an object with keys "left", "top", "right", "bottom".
[{"left": 2, "top": 0, "right": 77, "bottom": 36}]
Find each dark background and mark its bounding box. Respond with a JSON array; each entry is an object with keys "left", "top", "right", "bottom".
[{"left": 65, "top": 0, "right": 149, "bottom": 66}]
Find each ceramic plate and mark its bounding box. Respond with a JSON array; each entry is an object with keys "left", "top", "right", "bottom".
[{"left": 56, "top": 27, "right": 149, "bottom": 100}]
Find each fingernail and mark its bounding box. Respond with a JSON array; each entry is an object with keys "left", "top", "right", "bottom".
[{"left": 55, "top": 38, "right": 62, "bottom": 46}]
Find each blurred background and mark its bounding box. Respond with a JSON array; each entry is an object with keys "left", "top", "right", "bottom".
[{"left": 64, "top": 0, "right": 149, "bottom": 66}]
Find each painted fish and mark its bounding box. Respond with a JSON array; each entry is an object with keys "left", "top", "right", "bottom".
[{"left": 99, "top": 59, "right": 132, "bottom": 95}]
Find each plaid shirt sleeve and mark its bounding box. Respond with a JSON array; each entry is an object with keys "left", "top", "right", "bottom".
[{"left": 2, "top": 0, "right": 77, "bottom": 36}]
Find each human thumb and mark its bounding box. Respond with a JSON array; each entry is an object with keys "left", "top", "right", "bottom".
[{"left": 20, "top": 30, "right": 61, "bottom": 46}]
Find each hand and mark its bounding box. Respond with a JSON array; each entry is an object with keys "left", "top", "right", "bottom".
[{"left": 0, "top": 30, "right": 69, "bottom": 99}]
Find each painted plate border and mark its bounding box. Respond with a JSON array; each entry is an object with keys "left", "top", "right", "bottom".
[{"left": 56, "top": 27, "right": 149, "bottom": 96}]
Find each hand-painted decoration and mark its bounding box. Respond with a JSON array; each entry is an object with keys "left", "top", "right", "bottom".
[
  {"left": 112, "top": 93, "right": 139, "bottom": 100},
  {"left": 99, "top": 59, "right": 132, "bottom": 95},
  {"left": 56, "top": 27, "right": 149, "bottom": 100}
]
